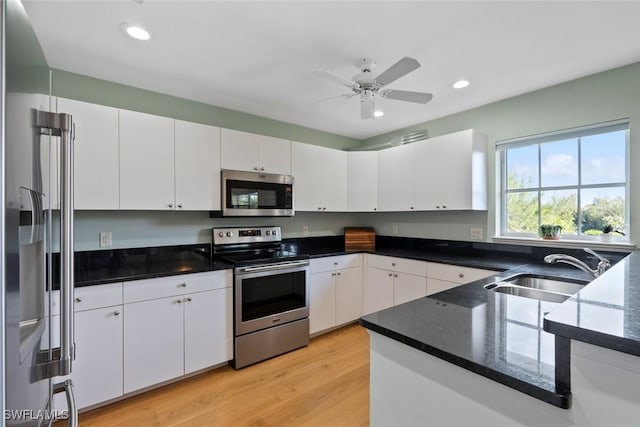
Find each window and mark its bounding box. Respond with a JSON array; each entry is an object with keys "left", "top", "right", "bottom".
[{"left": 498, "top": 121, "right": 629, "bottom": 240}]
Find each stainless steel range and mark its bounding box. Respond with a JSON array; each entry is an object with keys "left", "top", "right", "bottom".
[{"left": 213, "top": 226, "right": 309, "bottom": 369}]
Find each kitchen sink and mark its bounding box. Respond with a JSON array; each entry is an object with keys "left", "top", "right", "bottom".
[{"left": 484, "top": 274, "right": 588, "bottom": 303}]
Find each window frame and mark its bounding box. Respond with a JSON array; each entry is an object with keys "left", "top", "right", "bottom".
[{"left": 498, "top": 120, "right": 630, "bottom": 241}]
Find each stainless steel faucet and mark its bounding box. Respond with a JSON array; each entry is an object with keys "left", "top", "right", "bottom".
[{"left": 544, "top": 248, "right": 611, "bottom": 279}]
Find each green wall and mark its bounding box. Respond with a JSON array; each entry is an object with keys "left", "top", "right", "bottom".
[
  {"left": 51, "top": 69, "right": 360, "bottom": 150},
  {"left": 359, "top": 62, "right": 639, "bottom": 244},
  {"left": 50, "top": 63, "right": 639, "bottom": 250}
]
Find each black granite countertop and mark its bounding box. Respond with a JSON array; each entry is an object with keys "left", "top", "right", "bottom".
[
  {"left": 544, "top": 251, "right": 640, "bottom": 357},
  {"left": 360, "top": 267, "right": 582, "bottom": 408}
]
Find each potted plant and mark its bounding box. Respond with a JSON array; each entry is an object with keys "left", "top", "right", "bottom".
[
  {"left": 601, "top": 224, "right": 625, "bottom": 242},
  {"left": 539, "top": 224, "right": 562, "bottom": 240}
]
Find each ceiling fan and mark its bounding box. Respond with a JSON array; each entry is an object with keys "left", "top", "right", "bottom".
[{"left": 314, "top": 57, "right": 433, "bottom": 120}]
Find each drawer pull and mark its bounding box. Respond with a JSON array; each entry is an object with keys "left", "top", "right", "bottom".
[
  {"left": 391, "top": 263, "right": 396, "bottom": 267},
  {"left": 333, "top": 262, "right": 338, "bottom": 266},
  {"left": 176, "top": 299, "right": 182, "bottom": 304},
  {"left": 394, "top": 274, "right": 398, "bottom": 278},
  {"left": 388, "top": 273, "right": 392, "bottom": 277},
  {"left": 178, "top": 283, "right": 187, "bottom": 288},
  {"left": 186, "top": 297, "right": 192, "bottom": 302},
  {"left": 459, "top": 273, "right": 465, "bottom": 278},
  {"left": 337, "top": 272, "right": 341, "bottom": 276},
  {"left": 113, "top": 311, "right": 120, "bottom": 316},
  {"left": 74, "top": 297, "right": 82, "bottom": 303}
]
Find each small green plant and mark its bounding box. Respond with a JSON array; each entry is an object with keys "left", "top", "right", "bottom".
[
  {"left": 602, "top": 224, "right": 614, "bottom": 234},
  {"left": 539, "top": 224, "right": 562, "bottom": 240}
]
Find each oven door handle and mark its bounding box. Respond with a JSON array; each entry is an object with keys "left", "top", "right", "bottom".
[{"left": 238, "top": 260, "right": 309, "bottom": 273}]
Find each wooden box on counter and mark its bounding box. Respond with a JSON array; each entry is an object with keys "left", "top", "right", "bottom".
[{"left": 344, "top": 227, "right": 375, "bottom": 252}]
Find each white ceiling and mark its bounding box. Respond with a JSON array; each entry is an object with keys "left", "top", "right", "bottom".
[{"left": 23, "top": 1, "right": 640, "bottom": 140}]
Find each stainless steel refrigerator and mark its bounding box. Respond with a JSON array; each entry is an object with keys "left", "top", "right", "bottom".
[{"left": 2, "top": 0, "right": 78, "bottom": 425}]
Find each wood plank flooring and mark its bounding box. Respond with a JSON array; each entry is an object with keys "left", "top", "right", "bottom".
[{"left": 78, "top": 323, "right": 370, "bottom": 427}]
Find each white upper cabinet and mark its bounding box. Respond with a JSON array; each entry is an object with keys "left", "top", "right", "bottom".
[
  {"left": 415, "top": 129, "right": 488, "bottom": 211},
  {"left": 119, "top": 110, "right": 175, "bottom": 210},
  {"left": 291, "top": 142, "right": 347, "bottom": 212},
  {"left": 57, "top": 98, "right": 120, "bottom": 210},
  {"left": 220, "top": 128, "right": 291, "bottom": 175},
  {"left": 174, "top": 120, "right": 221, "bottom": 210},
  {"left": 347, "top": 151, "right": 378, "bottom": 212},
  {"left": 378, "top": 143, "right": 416, "bottom": 211}
]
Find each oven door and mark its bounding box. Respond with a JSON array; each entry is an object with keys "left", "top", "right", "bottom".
[
  {"left": 222, "top": 169, "right": 294, "bottom": 217},
  {"left": 235, "top": 260, "right": 309, "bottom": 336}
]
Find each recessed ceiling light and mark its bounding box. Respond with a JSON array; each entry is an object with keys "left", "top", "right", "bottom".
[
  {"left": 122, "top": 24, "right": 151, "bottom": 41},
  {"left": 452, "top": 79, "right": 470, "bottom": 89},
  {"left": 374, "top": 110, "right": 384, "bottom": 118}
]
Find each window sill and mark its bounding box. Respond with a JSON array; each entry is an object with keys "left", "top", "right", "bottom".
[{"left": 492, "top": 236, "right": 635, "bottom": 252}]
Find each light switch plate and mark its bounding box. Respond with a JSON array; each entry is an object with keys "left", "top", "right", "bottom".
[
  {"left": 99, "top": 231, "right": 112, "bottom": 247},
  {"left": 470, "top": 228, "right": 483, "bottom": 240}
]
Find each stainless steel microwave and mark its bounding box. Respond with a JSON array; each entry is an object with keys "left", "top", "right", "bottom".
[{"left": 221, "top": 169, "right": 294, "bottom": 216}]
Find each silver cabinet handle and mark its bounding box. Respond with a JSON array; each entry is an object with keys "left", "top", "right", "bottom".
[
  {"left": 459, "top": 273, "right": 465, "bottom": 278},
  {"left": 333, "top": 262, "right": 339, "bottom": 266},
  {"left": 260, "top": 167, "right": 265, "bottom": 171},
  {"left": 388, "top": 273, "right": 393, "bottom": 277},
  {"left": 178, "top": 283, "right": 187, "bottom": 288},
  {"left": 391, "top": 263, "right": 396, "bottom": 267},
  {"left": 53, "top": 380, "right": 78, "bottom": 427},
  {"left": 394, "top": 274, "right": 398, "bottom": 278},
  {"left": 176, "top": 299, "right": 182, "bottom": 304},
  {"left": 337, "top": 272, "right": 341, "bottom": 276},
  {"left": 436, "top": 206, "right": 440, "bottom": 209},
  {"left": 186, "top": 297, "right": 192, "bottom": 302},
  {"left": 331, "top": 273, "right": 336, "bottom": 276},
  {"left": 254, "top": 166, "right": 259, "bottom": 171},
  {"left": 74, "top": 297, "right": 82, "bottom": 303},
  {"left": 177, "top": 203, "right": 183, "bottom": 208},
  {"left": 114, "top": 311, "right": 120, "bottom": 316},
  {"left": 318, "top": 207, "right": 322, "bottom": 210},
  {"left": 410, "top": 206, "right": 414, "bottom": 210},
  {"left": 168, "top": 203, "right": 174, "bottom": 208},
  {"left": 443, "top": 205, "right": 447, "bottom": 208}
]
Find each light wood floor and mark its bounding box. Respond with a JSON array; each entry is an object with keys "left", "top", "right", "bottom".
[{"left": 78, "top": 323, "right": 370, "bottom": 427}]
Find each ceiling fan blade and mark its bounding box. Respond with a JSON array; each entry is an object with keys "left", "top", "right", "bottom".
[
  {"left": 310, "top": 93, "right": 357, "bottom": 105},
  {"left": 374, "top": 57, "right": 421, "bottom": 86},
  {"left": 313, "top": 69, "right": 359, "bottom": 90},
  {"left": 361, "top": 95, "right": 374, "bottom": 120},
  {"left": 381, "top": 89, "right": 433, "bottom": 104}
]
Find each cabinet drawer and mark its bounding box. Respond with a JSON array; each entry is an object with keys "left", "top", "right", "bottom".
[
  {"left": 310, "top": 254, "right": 361, "bottom": 273},
  {"left": 124, "top": 270, "right": 232, "bottom": 303},
  {"left": 427, "top": 263, "right": 495, "bottom": 284},
  {"left": 367, "top": 255, "right": 427, "bottom": 277},
  {"left": 74, "top": 282, "right": 123, "bottom": 312}
]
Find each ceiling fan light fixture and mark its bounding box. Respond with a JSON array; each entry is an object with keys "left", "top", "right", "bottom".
[
  {"left": 122, "top": 24, "right": 151, "bottom": 41},
  {"left": 452, "top": 79, "right": 470, "bottom": 89}
]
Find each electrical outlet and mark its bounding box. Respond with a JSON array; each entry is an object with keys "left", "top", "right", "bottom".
[
  {"left": 470, "top": 228, "right": 483, "bottom": 240},
  {"left": 302, "top": 225, "right": 309, "bottom": 237},
  {"left": 392, "top": 224, "right": 399, "bottom": 235},
  {"left": 99, "top": 231, "right": 112, "bottom": 248}
]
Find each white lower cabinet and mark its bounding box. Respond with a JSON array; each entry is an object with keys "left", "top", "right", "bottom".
[
  {"left": 123, "top": 270, "right": 233, "bottom": 394},
  {"left": 364, "top": 255, "right": 427, "bottom": 314},
  {"left": 309, "top": 255, "right": 362, "bottom": 335},
  {"left": 124, "top": 296, "right": 185, "bottom": 393},
  {"left": 426, "top": 262, "right": 495, "bottom": 295}
]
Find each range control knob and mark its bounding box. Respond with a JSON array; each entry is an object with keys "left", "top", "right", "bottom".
[
  {"left": 266, "top": 230, "right": 271, "bottom": 236},
  {"left": 226, "top": 231, "right": 233, "bottom": 237},
  {"left": 272, "top": 229, "right": 278, "bottom": 235},
  {"left": 218, "top": 232, "right": 225, "bottom": 238}
]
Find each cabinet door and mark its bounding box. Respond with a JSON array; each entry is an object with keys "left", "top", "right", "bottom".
[
  {"left": 335, "top": 267, "right": 362, "bottom": 325},
  {"left": 124, "top": 296, "right": 184, "bottom": 393},
  {"left": 220, "top": 128, "right": 262, "bottom": 172},
  {"left": 440, "top": 130, "right": 473, "bottom": 210},
  {"left": 119, "top": 110, "right": 175, "bottom": 209},
  {"left": 378, "top": 144, "right": 416, "bottom": 211},
  {"left": 58, "top": 98, "right": 119, "bottom": 210},
  {"left": 364, "top": 267, "right": 394, "bottom": 315},
  {"left": 394, "top": 272, "right": 427, "bottom": 305},
  {"left": 184, "top": 288, "right": 232, "bottom": 373},
  {"left": 414, "top": 136, "right": 443, "bottom": 210},
  {"left": 309, "top": 271, "right": 336, "bottom": 334},
  {"left": 292, "top": 142, "right": 347, "bottom": 211},
  {"left": 259, "top": 137, "right": 291, "bottom": 175},
  {"left": 73, "top": 307, "right": 123, "bottom": 409},
  {"left": 347, "top": 151, "right": 378, "bottom": 211},
  {"left": 175, "top": 120, "right": 221, "bottom": 210}
]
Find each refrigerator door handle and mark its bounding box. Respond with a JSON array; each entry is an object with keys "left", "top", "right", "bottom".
[
  {"left": 53, "top": 379, "right": 78, "bottom": 427},
  {"left": 32, "top": 111, "right": 75, "bottom": 379}
]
